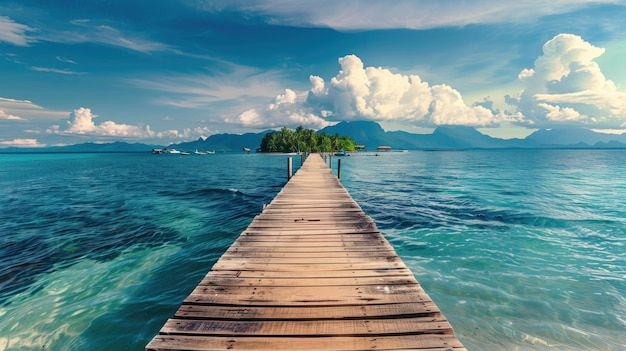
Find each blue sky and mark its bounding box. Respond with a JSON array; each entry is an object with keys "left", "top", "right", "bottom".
[{"left": 1, "top": 0, "right": 626, "bottom": 147}]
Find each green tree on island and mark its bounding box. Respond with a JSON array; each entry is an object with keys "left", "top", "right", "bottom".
[{"left": 260, "top": 126, "right": 357, "bottom": 153}]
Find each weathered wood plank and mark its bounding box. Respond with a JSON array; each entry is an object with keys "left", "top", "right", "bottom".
[
  {"left": 210, "top": 261, "right": 405, "bottom": 272},
  {"left": 215, "top": 255, "right": 403, "bottom": 265},
  {"left": 206, "top": 268, "right": 413, "bottom": 279},
  {"left": 236, "top": 233, "right": 382, "bottom": 240},
  {"left": 146, "top": 335, "right": 467, "bottom": 351},
  {"left": 224, "top": 241, "right": 390, "bottom": 248},
  {"left": 184, "top": 286, "right": 431, "bottom": 306},
  {"left": 175, "top": 302, "right": 442, "bottom": 320},
  {"left": 159, "top": 317, "right": 454, "bottom": 336},
  {"left": 240, "top": 228, "right": 380, "bottom": 234},
  {"left": 198, "top": 275, "right": 418, "bottom": 287},
  {"left": 224, "top": 246, "right": 398, "bottom": 254},
  {"left": 221, "top": 250, "right": 398, "bottom": 258}
]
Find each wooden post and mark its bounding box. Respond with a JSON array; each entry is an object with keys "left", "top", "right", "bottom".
[
  {"left": 287, "top": 157, "right": 293, "bottom": 180},
  {"left": 337, "top": 158, "right": 341, "bottom": 180}
]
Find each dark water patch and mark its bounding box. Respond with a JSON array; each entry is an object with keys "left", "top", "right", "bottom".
[
  {"left": 358, "top": 190, "right": 586, "bottom": 233},
  {"left": 0, "top": 235, "right": 53, "bottom": 304},
  {"left": 70, "top": 211, "right": 249, "bottom": 351},
  {"left": 0, "top": 219, "right": 183, "bottom": 305}
]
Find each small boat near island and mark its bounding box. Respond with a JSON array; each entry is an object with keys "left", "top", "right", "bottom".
[
  {"left": 194, "top": 149, "right": 216, "bottom": 155},
  {"left": 153, "top": 148, "right": 215, "bottom": 155}
]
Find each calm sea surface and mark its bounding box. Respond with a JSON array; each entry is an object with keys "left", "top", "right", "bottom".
[{"left": 1, "top": 150, "right": 624, "bottom": 350}]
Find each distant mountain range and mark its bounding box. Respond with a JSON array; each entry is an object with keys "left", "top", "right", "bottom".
[
  {"left": 320, "top": 121, "right": 516, "bottom": 150},
  {"left": 0, "top": 141, "right": 162, "bottom": 153},
  {"left": 320, "top": 121, "right": 626, "bottom": 150},
  {"left": 3, "top": 121, "right": 626, "bottom": 153}
]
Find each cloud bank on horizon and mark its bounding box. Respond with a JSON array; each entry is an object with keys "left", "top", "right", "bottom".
[
  {"left": 233, "top": 33, "right": 625, "bottom": 131},
  {"left": 45, "top": 107, "right": 217, "bottom": 142},
  {"left": 1, "top": 1, "right": 626, "bottom": 147}
]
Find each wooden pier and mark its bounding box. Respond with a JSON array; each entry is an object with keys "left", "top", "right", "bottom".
[{"left": 146, "top": 154, "right": 466, "bottom": 351}]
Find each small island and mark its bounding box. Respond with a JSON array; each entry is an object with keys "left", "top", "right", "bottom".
[{"left": 260, "top": 126, "right": 357, "bottom": 153}]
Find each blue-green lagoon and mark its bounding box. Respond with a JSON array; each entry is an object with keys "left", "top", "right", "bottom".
[{"left": 1, "top": 150, "right": 624, "bottom": 350}]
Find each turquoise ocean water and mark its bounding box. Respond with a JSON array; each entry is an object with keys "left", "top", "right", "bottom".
[{"left": 1, "top": 150, "right": 624, "bottom": 350}]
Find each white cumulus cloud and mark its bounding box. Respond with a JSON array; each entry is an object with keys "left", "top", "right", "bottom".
[
  {"left": 155, "top": 126, "right": 217, "bottom": 140},
  {"left": 233, "top": 54, "right": 508, "bottom": 129},
  {"left": 50, "top": 107, "right": 154, "bottom": 138},
  {"left": 228, "top": 89, "right": 334, "bottom": 129},
  {"left": 507, "top": 33, "right": 626, "bottom": 128},
  {"left": 0, "top": 109, "right": 26, "bottom": 121},
  {"left": 0, "top": 138, "right": 45, "bottom": 148},
  {"left": 310, "top": 55, "right": 504, "bottom": 127},
  {"left": 47, "top": 107, "right": 217, "bottom": 141}
]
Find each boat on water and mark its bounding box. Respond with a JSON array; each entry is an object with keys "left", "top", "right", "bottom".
[
  {"left": 194, "top": 149, "right": 216, "bottom": 155},
  {"left": 167, "top": 149, "right": 181, "bottom": 154},
  {"left": 243, "top": 147, "right": 251, "bottom": 153}
]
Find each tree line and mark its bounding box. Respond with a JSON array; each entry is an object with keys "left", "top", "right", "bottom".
[{"left": 260, "top": 126, "right": 357, "bottom": 153}]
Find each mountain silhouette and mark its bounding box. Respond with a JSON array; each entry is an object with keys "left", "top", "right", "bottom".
[
  {"left": 3, "top": 121, "right": 626, "bottom": 152},
  {"left": 320, "top": 121, "right": 626, "bottom": 150}
]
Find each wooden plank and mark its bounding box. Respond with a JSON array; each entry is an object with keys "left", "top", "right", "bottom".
[
  {"left": 215, "top": 256, "right": 403, "bottom": 265},
  {"left": 219, "top": 253, "right": 400, "bottom": 260},
  {"left": 241, "top": 228, "right": 379, "bottom": 234},
  {"left": 259, "top": 208, "right": 365, "bottom": 214},
  {"left": 211, "top": 261, "right": 405, "bottom": 272},
  {"left": 159, "top": 317, "right": 454, "bottom": 336},
  {"left": 230, "top": 238, "right": 388, "bottom": 249},
  {"left": 146, "top": 335, "right": 467, "bottom": 351},
  {"left": 237, "top": 234, "right": 380, "bottom": 240},
  {"left": 198, "top": 275, "right": 418, "bottom": 287},
  {"left": 224, "top": 241, "right": 389, "bottom": 248},
  {"left": 224, "top": 246, "right": 398, "bottom": 254},
  {"left": 184, "top": 287, "right": 431, "bottom": 306},
  {"left": 175, "top": 302, "right": 442, "bottom": 320},
  {"left": 206, "top": 268, "right": 413, "bottom": 279},
  {"left": 145, "top": 154, "right": 465, "bottom": 351}
]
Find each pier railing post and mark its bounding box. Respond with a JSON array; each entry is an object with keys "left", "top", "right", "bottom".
[
  {"left": 337, "top": 158, "right": 341, "bottom": 180},
  {"left": 288, "top": 157, "right": 293, "bottom": 180}
]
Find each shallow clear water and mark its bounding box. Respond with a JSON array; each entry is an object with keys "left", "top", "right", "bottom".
[
  {"left": 339, "top": 150, "right": 626, "bottom": 351},
  {"left": 1, "top": 151, "right": 624, "bottom": 350}
]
